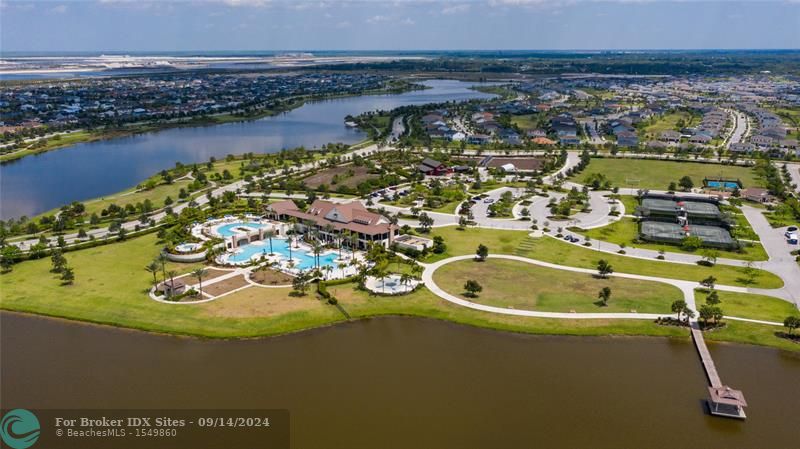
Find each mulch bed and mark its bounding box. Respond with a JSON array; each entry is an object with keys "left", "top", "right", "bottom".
[
  {"left": 249, "top": 269, "right": 294, "bottom": 286},
  {"left": 203, "top": 275, "right": 250, "bottom": 297}
]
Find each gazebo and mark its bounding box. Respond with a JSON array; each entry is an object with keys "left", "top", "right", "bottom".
[{"left": 708, "top": 386, "right": 747, "bottom": 419}]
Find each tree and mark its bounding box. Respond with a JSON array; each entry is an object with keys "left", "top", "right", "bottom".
[
  {"left": 0, "top": 245, "right": 21, "bottom": 273},
  {"left": 418, "top": 212, "right": 434, "bottom": 232},
  {"left": 475, "top": 244, "right": 489, "bottom": 261},
  {"left": 705, "top": 290, "right": 720, "bottom": 305},
  {"left": 700, "top": 249, "right": 719, "bottom": 266},
  {"left": 596, "top": 259, "right": 613, "bottom": 278},
  {"left": 597, "top": 286, "right": 612, "bottom": 306},
  {"left": 192, "top": 268, "right": 208, "bottom": 297},
  {"left": 464, "top": 279, "right": 483, "bottom": 297},
  {"left": 60, "top": 266, "right": 75, "bottom": 285},
  {"left": 166, "top": 270, "right": 178, "bottom": 298},
  {"left": 783, "top": 316, "right": 800, "bottom": 335},
  {"left": 265, "top": 229, "right": 275, "bottom": 255},
  {"left": 681, "top": 235, "right": 703, "bottom": 251},
  {"left": 668, "top": 181, "right": 677, "bottom": 192},
  {"left": 741, "top": 260, "right": 759, "bottom": 285},
  {"left": 671, "top": 299, "right": 691, "bottom": 322},
  {"left": 458, "top": 215, "right": 468, "bottom": 230},
  {"left": 292, "top": 270, "right": 311, "bottom": 296},
  {"left": 700, "top": 275, "right": 717, "bottom": 290},
  {"left": 698, "top": 304, "right": 714, "bottom": 325},
  {"left": 678, "top": 176, "right": 694, "bottom": 191},
  {"left": 50, "top": 249, "right": 67, "bottom": 273},
  {"left": 145, "top": 262, "right": 159, "bottom": 286}
]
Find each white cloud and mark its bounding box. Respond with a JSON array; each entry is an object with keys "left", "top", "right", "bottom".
[
  {"left": 366, "top": 14, "right": 390, "bottom": 23},
  {"left": 441, "top": 3, "right": 470, "bottom": 14},
  {"left": 400, "top": 17, "right": 415, "bottom": 25},
  {"left": 335, "top": 20, "right": 351, "bottom": 28},
  {"left": 48, "top": 4, "right": 68, "bottom": 13}
]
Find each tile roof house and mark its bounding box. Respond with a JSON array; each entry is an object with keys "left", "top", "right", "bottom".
[
  {"left": 417, "top": 158, "right": 451, "bottom": 176},
  {"left": 741, "top": 187, "right": 775, "bottom": 204},
  {"left": 264, "top": 199, "right": 397, "bottom": 248}
]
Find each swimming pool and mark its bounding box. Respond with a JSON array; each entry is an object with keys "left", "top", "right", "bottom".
[
  {"left": 706, "top": 181, "right": 740, "bottom": 189},
  {"left": 226, "top": 238, "right": 340, "bottom": 270},
  {"left": 215, "top": 222, "right": 267, "bottom": 237}
]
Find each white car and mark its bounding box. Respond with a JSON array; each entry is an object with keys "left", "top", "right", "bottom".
[
  {"left": 785, "top": 226, "right": 798, "bottom": 239},
  {"left": 787, "top": 233, "right": 799, "bottom": 245}
]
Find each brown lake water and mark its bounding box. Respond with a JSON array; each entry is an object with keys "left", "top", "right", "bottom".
[{"left": 1, "top": 312, "right": 798, "bottom": 449}]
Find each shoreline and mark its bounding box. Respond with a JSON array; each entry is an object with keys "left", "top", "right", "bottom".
[
  {"left": 0, "top": 81, "right": 422, "bottom": 164},
  {"left": 2, "top": 305, "right": 796, "bottom": 353}
]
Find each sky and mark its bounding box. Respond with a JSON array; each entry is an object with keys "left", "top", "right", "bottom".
[{"left": 1, "top": 0, "right": 799, "bottom": 52}]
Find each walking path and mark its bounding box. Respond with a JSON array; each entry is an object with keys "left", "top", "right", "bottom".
[{"left": 421, "top": 253, "right": 785, "bottom": 326}]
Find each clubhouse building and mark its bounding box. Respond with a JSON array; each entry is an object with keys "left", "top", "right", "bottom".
[{"left": 264, "top": 199, "right": 398, "bottom": 249}]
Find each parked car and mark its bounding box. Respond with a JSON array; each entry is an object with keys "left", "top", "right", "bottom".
[
  {"left": 472, "top": 196, "right": 482, "bottom": 201},
  {"left": 484, "top": 198, "right": 494, "bottom": 204},
  {"left": 785, "top": 226, "right": 798, "bottom": 238},
  {"left": 569, "top": 236, "right": 580, "bottom": 243},
  {"left": 563, "top": 235, "right": 571, "bottom": 241},
  {"left": 787, "top": 233, "right": 799, "bottom": 245}
]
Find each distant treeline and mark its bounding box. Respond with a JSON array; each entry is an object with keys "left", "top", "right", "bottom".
[{"left": 307, "top": 51, "right": 800, "bottom": 76}]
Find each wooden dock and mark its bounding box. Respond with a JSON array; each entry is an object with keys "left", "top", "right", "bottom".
[
  {"left": 690, "top": 326, "right": 722, "bottom": 388},
  {"left": 691, "top": 324, "right": 747, "bottom": 419}
]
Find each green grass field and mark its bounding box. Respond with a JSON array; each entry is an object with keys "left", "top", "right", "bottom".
[
  {"left": 510, "top": 114, "right": 541, "bottom": 131},
  {"left": 434, "top": 258, "right": 680, "bottom": 313},
  {"left": 640, "top": 111, "right": 700, "bottom": 138},
  {"left": 580, "top": 217, "right": 768, "bottom": 261},
  {"left": 695, "top": 290, "right": 799, "bottom": 323},
  {"left": 572, "top": 158, "right": 764, "bottom": 190},
  {"left": 426, "top": 227, "right": 782, "bottom": 288},
  {"left": 0, "top": 230, "right": 795, "bottom": 350}
]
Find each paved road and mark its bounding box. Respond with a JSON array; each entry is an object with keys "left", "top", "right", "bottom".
[
  {"left": 781, "top": 162, "right": 800, "bottom": 193},
  {"left": 12, "top": 141, "right": 396, "bottom": 250},
  {"left": 725, "top": 109, "right": 750, "bottom": 149}
]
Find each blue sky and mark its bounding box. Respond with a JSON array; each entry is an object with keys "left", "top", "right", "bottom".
[{"left": 1, "top": 0, "right": 799, "bottom": 52}]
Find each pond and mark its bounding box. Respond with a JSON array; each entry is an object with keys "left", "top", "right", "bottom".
[
  {"left": 0, "top": 80, "right": 494, "bottom": 219},
  {"left": 1, "top": 312, "right": 798, "bottom": 449}
]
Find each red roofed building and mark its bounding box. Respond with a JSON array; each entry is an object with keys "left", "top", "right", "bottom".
[{"left": 265, "top": 199, "right": 398, "bottom": 249}]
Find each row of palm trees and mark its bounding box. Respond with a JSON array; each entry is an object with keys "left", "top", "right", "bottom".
[{"left": 144, "top": 252, "right": 207, "bottom": 299}]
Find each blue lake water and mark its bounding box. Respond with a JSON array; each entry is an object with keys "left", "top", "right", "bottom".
[{"left": 0, "top": 80, "right": 494, "bottom": 219}]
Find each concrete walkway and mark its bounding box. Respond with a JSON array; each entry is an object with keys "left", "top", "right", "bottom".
[{"left": 422, "top": 253, "right": 784, "bottom": 326}]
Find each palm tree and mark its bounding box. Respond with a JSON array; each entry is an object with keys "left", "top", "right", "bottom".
[
  {"left": 192, "top": 268, "right": 208, "bottom": 297},
  {"left": 166, "top": 270, "right": 179, "bottom": 298},
  {"left": 400, "top": 273, "right": 412, "bottom": 292},
  {"left": 265, "top": 229, "right": 275, "bottom": 255},
  {"left": 158, "top": 253, "right": 169, "bottom": 283},
  {"left": 145, "top": 261, "right": 159, "bottom": 286},
  {"left": 312, "top": 242, "right": 323, "bottom": 269},
  {"left": 338, "top": 261, "right": 348, "bottom": 278}
]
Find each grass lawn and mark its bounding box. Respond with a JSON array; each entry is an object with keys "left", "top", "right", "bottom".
[
  {"left": 580, "top": 217, "right": 768, "bottom": 261},
  {"left": 640, "top": 111, "right": 699, "bottom": 138},
  {"left": 425, "top": 199, "right": 462, "bottom": 214},
  {"left": 695, "top": 290, "right": 799, "bottom": 323},
  {"left": 426, "top": 226, "right": 783, "bottom": 288},
  {"left": 434, "top": 258, "right": 679, "bottom": 313},
  {"left": 571, "top": 158, "right": 764, "bottom": 190},
  {"left": 705, "top": 320, "right": 800, "bottom": 352},
  {"left": 510, "top": 114, "right": 541, "bottom": 131},
  {"left": 1, "top": 231, "right": 795, "bottom": 351},
  {"left": 616, "top": 195, "right": 639, "bottom": 215}
]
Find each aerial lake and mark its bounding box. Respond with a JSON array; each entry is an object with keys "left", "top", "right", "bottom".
[
  {"left": 2, "top": 313, "right": 798, "bottom": 449},
  {"left": 0, "top": 80, "right": 493, "bottom": 219}
]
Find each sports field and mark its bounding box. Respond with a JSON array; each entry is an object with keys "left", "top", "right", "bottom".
[{"left": 573, "top": 158, "right": 764, "bottom": 190}]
